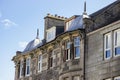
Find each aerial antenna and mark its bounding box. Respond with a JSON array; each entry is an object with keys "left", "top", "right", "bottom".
[{"left": 36, "top": 29, "right": 39, "bottom": 39}]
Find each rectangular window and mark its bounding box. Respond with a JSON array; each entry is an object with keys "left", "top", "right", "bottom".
[
  {"left": 20, "top": 60, "right": 23, "bottom": 78},
  {"left": 49, "top": 56, "right": 53, "bottom": 68},
  {"left": 74, "top": 36, "right": 80, "bottom": 59},
  {"left": 65, "top": 40, "right": 71, "bottom": 61},
  {"left": 114, "top": 76, "right": 120, "bottom": 80},
  {"left": 26, "top": 58, "right": 30, "bottom": 76},
  {"left": 104, "top": 33, "right": 111, "bottom": 59},
  {"left": 114, "top": 29, "right": 120, "bottom": 56},
  {"left": 38, "top": 55, "right": 42, "bottom": 72},
  {"left": 49, "top": 51, "right": 53, "bottom": 68},
  {"left": 73, "top": 76, "right": 80, "bottom": 80},
  {"left": 46, "top": 27, "right": 56, "bottom": 42}
]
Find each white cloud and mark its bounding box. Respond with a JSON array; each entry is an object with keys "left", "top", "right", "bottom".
[
  {"left": 1, "top": 19, "right": 17, "bottom": 28},
  {"left": 18, "top": 41, "right": 28, "bottom": 48}
]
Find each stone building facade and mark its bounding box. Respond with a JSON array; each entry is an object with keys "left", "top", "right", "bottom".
[{"left": 12, "top": 1, "right": 120, "bottom": 80}]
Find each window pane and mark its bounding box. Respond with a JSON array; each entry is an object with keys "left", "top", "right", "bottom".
[
  {"left": 115, "top": 47, "right": 120, "bottom": 55},
  {"left": 106, "top": 50, "right": 111, "bottom": 58},
  {"left": 38, "top": 55, "right": 42, "bottom": 72},
  {"left": 75, "top": 47, "right": 80, "bottom": 58},
  {"left": 26, "top": 58, "right": 30, "bottom": 75},
  {"left": 115, "top": 31, "right": 120, "bottom": 46},
  {"left": 49, "top": 56, "right": 53, "bottom": 68},
  {"left": 38, "top": 63, "right": 40, "bottom": 70},
  {"left": 20, "top": 60, "right": 23, "bottom": 77},
  {"left": 74, "top": 37, "right": 80, "bottom": 46},
  {"left": 27, "top": 66, "right": 30, "bottom": 74},
  {"left": 117, "top": 31, "right": 120, "bottom": 45},
  {"left": 66, "top": 42, "right": 70, "bottom": 49},
  {"left": 66, "top": 49, "right": 70, "bottom": 60},
  {"left": 106, "top": 34, "right": 111, "bottom": 49},
  {"left": 115, "top": 32, "right": 117, "bottom": 46}
]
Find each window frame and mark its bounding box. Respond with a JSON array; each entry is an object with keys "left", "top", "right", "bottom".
[
  {"left": 49, "top": 51, "right": 53, "bottom": 68},
  {"left": 114, "top": 29, "right": 120, "bottom": 57},
  {"left": 38, "top": 54, "right": 42, "bottom": 72},
  {"left": 46, "top": 26, "right": 56, "bottom": 42},
  {"left": 19, "top": 59, "right": 23, "bottom": 78},
  {"left": 65, "top": 40, "right": 71, "bottom": 61},
  {"left": 25, "top": 57, "right": 30, "bottom": 76},
  {"left": 104, "top": 32, "right": 112, "bottom": 60},
  {"left": 74, "top": 36, "right": 80, "bottom": 59}
]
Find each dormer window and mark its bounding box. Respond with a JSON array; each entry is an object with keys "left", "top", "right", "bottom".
[
  {"left": 65, "top": 19, "right": 74, "bottom": 31},
  {"left": 46, "top": 26, "right": 56, "bottom": 42}
]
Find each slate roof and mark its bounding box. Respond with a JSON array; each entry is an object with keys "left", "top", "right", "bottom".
[{"left": 23, "top": 38, "right": 41, "bottom": 53}]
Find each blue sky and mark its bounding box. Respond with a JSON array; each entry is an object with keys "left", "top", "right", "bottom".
[{"left": 0, "top": 0, "right": 116, "bottom": 80}]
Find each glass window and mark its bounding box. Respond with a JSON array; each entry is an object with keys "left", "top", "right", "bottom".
[
  {"left": 38, "top": 55, "right": 42, "bottom": 72},
  {"left": 104, "top": 33, "right": 111, "bottom": 59},
  {"left": 26, "top": 58, "right": 30, "bottom": 76},
  {"left": 74, "top": 37, "right": 80, "bottom": 59},
  {"left": 49, "top": 51, "right": 53, "bottom": 68},
  {"left": 73, "top": 76, "right": 80, "bottom": 80},
  {"left": 20, "top": 60, "right": 23, "bottom": 78},
  {"left": 46, "top": 27, "right": 56, "bottom": 42},
  {"left": 114, "top": 29, "right": 120, "bottom": 56},
  {"left": 65, "top": 41, "right": 71, "bottom": 61}
]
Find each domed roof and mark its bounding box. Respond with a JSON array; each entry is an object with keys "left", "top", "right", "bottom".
[
  {"left": 23, "top": 38, "right": 41, "bottom": 53},
  {"left": 23, "top": 29, "right": 41, "bottom": 53}
]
